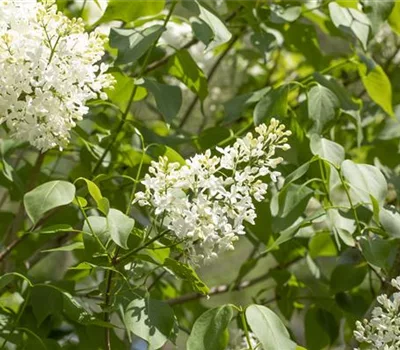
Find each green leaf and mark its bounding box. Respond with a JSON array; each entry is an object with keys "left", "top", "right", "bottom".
[
  {"left": 191, "top": 18, "right": 214, "bottom": 47},
  {"left": 341, "top": 160, "right": 388, "bottom": 205},
  {"left": 107, "top": 209, "right": 135, "bottom": 249},
  {"left": 167, "top": 50, "right": 208, "bottom": 101},
  {"left": 336, "top": 0, "right": 359, "bottom": 8},
  {"left": 329, "top": 2, "right": 371, "bottom": 50},
  {"left": 124, "top": 298, "right": 175, "bottom": 349},
  {"left": 109, "top": 25, "right": 164, "bottom": 65},
  {"left": 197, "top": 127, "right": 231, "bottom": 150},
  {"left": 148, "top": 144, "right": 186, "bottom": 165},
  {"left": 271, "top": 184, "right": 314, "bottom": 233},
  {"left": 310, "top": 135, "right": 345, "bottom": 167},
  {"left": 361, "top": 0, "right": 394, "bottom": 34},
  {"left": 189, "top": 1, "right": 232, "bottom": 51},
  {"left": 254, "top": 85, "right": 289, "bottom": 125},
  {"left": 388, "top": 1, "right": 400, "bottom": 34},
  {"left": 284, "top": 159, "right": 315, "bottom": 186},
  {"left": 330, "top": 263, "right": 367, "bottom": 292},
  {"left": 31, "top": 285, "right": 63, "bottom": 325},
  {"left": 379, "top": 207, "right": 400, "bottom": 237},
  {"left": 313, "top": 73, "right": 360, "bottom": 111},
  {"left": 187, "top": 305, "right": 233, "bottom": 350},
  {"left": 105, "top": 72, "right": 147, "bottom": 109},
  {"left": 308, "top": 84, "right": 340, "bottom": 133},
  {"left": 358, "top": 58, "right": 394, "bottom": 116},
  {"left": 99, "top": 0, "right": 165, "bottom": 23},
  {"left": 359, "top": 236, "right": 397, "bottom": 270},
  {"left": 0, "top": 273, "right": 32, "bottom": 290},
  {"left": 269, "top": 5, "right": 301, "bottom": 23},
  {"left": 142, "top": 78, "right": 182, "bottom": 123},
  {"left": 24, "top": 181, "right": 76, "bottom": 225},
  {"left": 42, "top": 242, "right": 84, "bottom": 252},
  {"left": 326, "top": 209, "right": 356, "bottom": 246},
  {"left": 251, "top": 30, "right": 277, "bottom": 55},
  {"left": 82, "top": 216, "right": 110, "bottom": 257},
  {"left": 224, "top": 87, "right": 270, "bottom": 123},
  {"left": 76, "top": 178, "right": 109, "bottom": 215},
  {"left": 305, "top": 307, "right": 338, "bottom": 350},
  {"left": 245, "top": 304, "right": 296, "bottom": 350},
  {"left": 284, "top": 23, "right": 323, "bottom": 69},
  {"left": 62, "top": 290, "right": 96, "bottom": 325},
  {"left": 164, "top": 258, "right": 209, "bottom": 295},
  {"left": 249, "top": 200, "right": 273, "bottom": 244},
  {"left": 309, "top": 232, "right": 337, "bottom": 258}
]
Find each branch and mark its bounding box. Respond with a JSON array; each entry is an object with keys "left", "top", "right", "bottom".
[
  {"left": 166, "top": 257, "right": 303, "bottom": 306},
  {"left": 0, "top": 207, "right": 60, "bottom": 264}
]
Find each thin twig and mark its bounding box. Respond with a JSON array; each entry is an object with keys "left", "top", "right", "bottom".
[
  {"left": 101, "top": 5, "right": 179, "bottom": 348},
  {"left": 93, "top": 3, "right": 178, "bottom": 174},
  {"left": 141, "top": 5, "right": 243, "bottom": 76},
  {"left": 178, "top": 31, "right": 243, "bottom": 129},
  {"left": 1, "top": 152, "right": 46, "bottom": 267}
]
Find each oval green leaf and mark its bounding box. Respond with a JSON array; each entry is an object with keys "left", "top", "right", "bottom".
[{"left": 24, "top": 181, "right": 76, "bottom": 225}]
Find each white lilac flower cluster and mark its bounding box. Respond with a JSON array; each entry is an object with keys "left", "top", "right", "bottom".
[
  {"left": 0, "top": 0, "right": 115, "bottom": 151},
  {"left": 354, "top": 277, "right": 400, "bottom": 349},
  {"left": 135, "top": 119, "right": 291, "bottom": 264}
]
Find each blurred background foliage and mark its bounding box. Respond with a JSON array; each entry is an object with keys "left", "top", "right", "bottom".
[{"left": 1, "top": 0, "right": 400, "bottom": 349}]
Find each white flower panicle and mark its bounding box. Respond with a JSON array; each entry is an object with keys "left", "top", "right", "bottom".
[
  {"left": 0, "top": 0, "right": 115, "bottom": 151},
  {"left": 135, "top": 119, "right": 291, "bottom": 264},
  {"left": 354, "top": 277, "right": 400, "bottom": 350}
]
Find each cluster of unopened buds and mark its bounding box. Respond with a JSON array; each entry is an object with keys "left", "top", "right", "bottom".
[
  {"left": 0, "top": 0, "right": 114, "bottom": 151},
  {"left": 135, "top": 119, "right": 291, "bottom": 264},
  {"left": 354, "top": 276, "right": 400, "bottom": 349}
]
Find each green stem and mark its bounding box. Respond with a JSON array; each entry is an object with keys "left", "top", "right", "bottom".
[
  {"left": 125, "top": 132, "right": 146, "bottom": 215},
  {"left": 76, "top": 196, "right": 110, "bottom": 260},
  {"left": 240, "top": 308, "right": 254, "bottom": 350},
  {"left": 319, "top": 159, "right": 332, "bottom": 205},
  {"left": 299, "top": 57, "right": 354, "bottom": 86},
  {"left": 103, "top": 268, "right": 113, "bottom": 350},
  {"left": 116, "top": 229, "right": 170, "bottom": 265},
  {"left": 337, "top": 168, "right": 362, "bottom": 234}
]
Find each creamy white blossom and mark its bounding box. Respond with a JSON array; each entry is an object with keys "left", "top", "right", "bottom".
[
  {"left": 135, "top": 119, "right": 291, "bottom": 264},
  {"left": 354, "top": 276, "right": 400, "bottom": 350},
  {"left": 0, "top": 0, "right": 115, "bottom": 151}
]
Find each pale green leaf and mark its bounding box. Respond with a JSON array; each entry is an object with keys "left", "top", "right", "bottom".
[
  {"left": 24, "top": 181, "right": 76, "bottom": 225},
  {"left": 308, "top": 84, "right": 340, "bottom": 133},
  {"left": 245, "top": 305, "right": 296, "bottom": 350},
  {"left": 358, "top": 58, "right": 394, "bottom": 116},
  {"left": 167, "top": 50, "right": 208, "bottom": 101},
  {"left": 107, "top": 209, "right": 135, "bottom": 249},
  {"left": 310, "top": 135, "right": 345, "bottom": 167},
  {"left": 187, "top": 305, "right": 233, "bottom": 350},
  {"left": 124, "top": 298, "right": 175, "bottom": 349},
  {"left": 99, "top": 0, "right": 165, "bottom": 24},
  {"left": 329, "top": 2, "right": 371, "bottom": 50}
]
